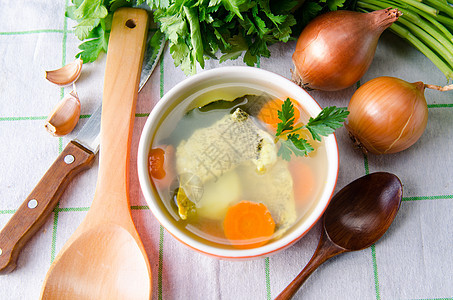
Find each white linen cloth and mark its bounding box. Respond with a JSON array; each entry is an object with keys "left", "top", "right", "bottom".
[{"left": 0, "top": 1, "right": 452, "bottom": 299}]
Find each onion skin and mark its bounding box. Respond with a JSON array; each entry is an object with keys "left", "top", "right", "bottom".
[
  {"left": 345, "top": 76, "right": 428, "bottom": 155},
  {"left": 292, "top": 8, "right": 400, "bottom": 91}
]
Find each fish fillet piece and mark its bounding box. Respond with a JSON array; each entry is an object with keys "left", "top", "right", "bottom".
[
  {"left": 176, "top": 108, "right": 277, "bottom": 184},
  {"left": 237, "top": 161, "right": 297, "bottom": 235}
]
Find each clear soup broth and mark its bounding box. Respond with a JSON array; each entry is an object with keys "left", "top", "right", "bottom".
[{"left": 148, "top": 85, "right": 327, "bottom": 250}]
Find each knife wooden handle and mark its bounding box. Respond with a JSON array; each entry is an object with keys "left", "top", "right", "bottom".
[{"left": 0, "top": 141, "right": 95, "bottom": 274}]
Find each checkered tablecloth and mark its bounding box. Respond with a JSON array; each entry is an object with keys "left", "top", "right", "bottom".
[{"left": 0, "top": 1, "right": 452, "bottom": 299}]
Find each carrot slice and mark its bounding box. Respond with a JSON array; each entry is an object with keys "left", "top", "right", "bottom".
[
  {"left": 257, "top": 98, "right": 301, "bottom": 131},
  {"left": 148, "top": 145, "right": 175, "bottom": 189},
  {"left": 149, "top": 147, "right": 166, "bottom": 179},
  {"left": 288, "top": 159, "right": 315, "bottom": 206},
  {"left": 223, "top": 200, "right": 275, "bottom": 249}
]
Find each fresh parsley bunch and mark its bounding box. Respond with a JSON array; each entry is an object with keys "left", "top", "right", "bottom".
[
  {"left": 65, "top": 0, "right": 347, "bottom": 75},
  {"left": 154, "top": 0, "right": 299, "bottom": 74},
  {"left": 276, "top": 98, "right": 349, "bottom": 161}
]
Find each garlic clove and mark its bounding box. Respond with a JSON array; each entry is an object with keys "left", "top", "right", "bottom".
[
  {"left": 45, "top": 90, "right": 81, "bottom": 136},
  {"left": 45, "top": 58, "right": 83, "bottom": 86}
]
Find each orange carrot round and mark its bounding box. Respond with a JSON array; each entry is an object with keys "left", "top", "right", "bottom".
[
  {"left": 149, "top": 147, "right": 166, "bottom": 179},
  {"left": 257, "top": 98, "right": 301, "bottom": 131},
  {"left": 223, "top": 200, "right": 275, "bottom": 249},
  {"left": 289, "top": 159, "right": 315, "bottom": 206},
  {"left": 148, "top": 145, "right": 175, "bottom": 189}
]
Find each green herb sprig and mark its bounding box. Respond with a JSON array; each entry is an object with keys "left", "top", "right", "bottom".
[
  {"left": 65, "top": 0, "right": 349, "bottom": 75},
  {"left": 276, "top": 98, "right": 349, "bottom": 161}
]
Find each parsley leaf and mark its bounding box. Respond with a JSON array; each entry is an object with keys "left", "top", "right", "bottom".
[
  {"left": 291, "top": 0, "right": 347, "bottom": 35},
  {"left": 219, "top": 34, "right": 248, "bottom": 63},
  {"left": 221, "top": 0, "right": 246, "bottom": 20},
  {"left": 305, "top": 106, "right": 350, "bottom": 141},
  {"left": 73, "top": 0, "right": 107, "bottom": 21},
  {"left": 288, "top": 134, "right": 315, "bottom": 156},
  {"left": 277, "top": 140, "right": 293, "bottom": 161},
  {"left": 74, "top": 18, "right": 101, "bottom": 40},
  {"left": 278, "top": 134, "right": 314, "bottom": 160},
  {"left": 325, "top": 0, "right": 346, "bottom": 11},
  {"left": 75, "top": 25, "right": 109, "bottom": 63},
  {"left": 275, "top": 98, "right": 348, "bottom": 161},
  {"left": 276, "top": 98, "right": 296, "bottom": 135}
]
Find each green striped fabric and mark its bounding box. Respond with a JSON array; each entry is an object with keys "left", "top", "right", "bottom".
[{"left": 0, "top": 1, "right": 452, "bottom": 299}]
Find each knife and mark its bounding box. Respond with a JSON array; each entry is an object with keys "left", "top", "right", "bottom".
[{"left": 0, "top": 22, "right": 165, "bottom": 275}]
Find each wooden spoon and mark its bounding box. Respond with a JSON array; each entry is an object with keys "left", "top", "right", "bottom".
[
  {"left": 40, "top": 8, "right": 151, "bottom": 299},
  {"left": 275, "top": 172, "right": 402, "bottom": 300}
]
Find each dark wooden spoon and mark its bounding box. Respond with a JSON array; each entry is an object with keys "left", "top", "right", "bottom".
[{"left": 275, "top": 172, "right": 402, "bottom": 300}]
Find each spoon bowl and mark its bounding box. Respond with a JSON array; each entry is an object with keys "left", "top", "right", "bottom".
[
  {"left": 324, "top": 171, "right": 402, "bottom": 250},
  {"left": 40, "top": 8, "right": 151, "bottom": 299},
  {"left": 41, "top": 225, "right": 150, "bottom": 298},
  {"left": 276, "top": 172, "right": 402, "bottom": 299}
]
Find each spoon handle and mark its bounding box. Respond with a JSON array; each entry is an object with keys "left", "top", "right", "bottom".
[
  {"left": 275, "top": 229, "right": 346, "bottom": 300},
  {"left": 0, "top": 141, "right": 95, "bottom": 274},
  {"left": 89, "top": 8, "right": 149, "bottom": 222}
]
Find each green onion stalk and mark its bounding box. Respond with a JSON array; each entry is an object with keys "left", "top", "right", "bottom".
[{"left": 353, "top": 0, "right": 453, "bottom": 81}]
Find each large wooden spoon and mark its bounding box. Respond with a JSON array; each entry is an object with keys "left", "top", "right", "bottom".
[
  {"left": 40, "top": 8, "right": 151, "bottom": 299},
  {"left": 275, "top": 172, "right": 403, "bottom": 300}
]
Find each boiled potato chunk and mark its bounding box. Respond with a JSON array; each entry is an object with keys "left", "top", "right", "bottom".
[{"left": 196, "top": 170, "right": 241, "bottom": 220}]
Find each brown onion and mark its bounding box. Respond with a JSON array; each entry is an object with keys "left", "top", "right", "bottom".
[
  {"left": 292, "top": 8, "right": 401, "bottom": 91},
  {"left": 345, "top": 76, "right": 453, "bottom": 155}
]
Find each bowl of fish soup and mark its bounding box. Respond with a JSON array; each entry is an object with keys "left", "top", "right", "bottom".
[{"left": 137, "top": 66, "right": 339, "bottom": 259}]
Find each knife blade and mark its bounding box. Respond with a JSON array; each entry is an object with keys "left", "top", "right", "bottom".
[{"left": 0, "top": 24, "right": 165, "bottom": 275}]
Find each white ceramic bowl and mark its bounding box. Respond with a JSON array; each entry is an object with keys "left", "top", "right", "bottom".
[{"left": 137, "top": 66, "right": 339, "bottom": 259}]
